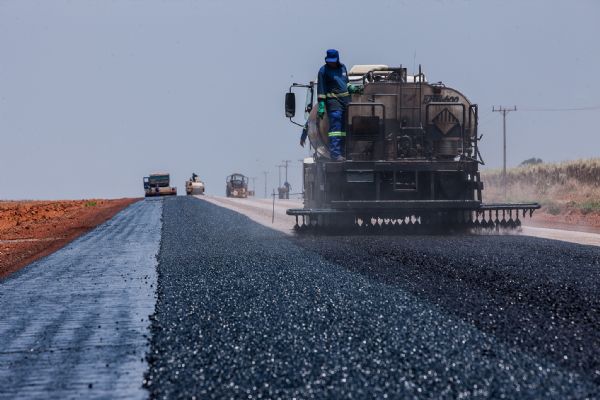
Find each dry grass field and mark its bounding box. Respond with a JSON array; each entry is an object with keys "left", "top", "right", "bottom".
[{"left": 481, "top": 158, "right": 600, "bottom": 229}]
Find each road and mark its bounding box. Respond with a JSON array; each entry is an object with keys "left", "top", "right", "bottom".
[
  {"left": 146, "top": 196, "right": 600, "bottom": 398},
  {"left": 0, "top": 200, "right": 161, "bottom": 399},
  {"left": 2, "top": 195, "right": 600, "bottom": 398}
]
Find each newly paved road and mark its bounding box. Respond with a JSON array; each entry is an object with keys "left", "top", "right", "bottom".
[
  {"left": 146, "top": 196, "right": 600, "bottom": 399},
  {"left": 2, "top": 195, "right": 599, "bottom": 399},
  {"left": 0, "top": 200, "right": 161, "bottom": 399}
]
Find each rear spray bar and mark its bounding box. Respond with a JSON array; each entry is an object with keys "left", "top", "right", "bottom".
[{"left": 287, "top": 202, "right": 541, "bottom": 232}]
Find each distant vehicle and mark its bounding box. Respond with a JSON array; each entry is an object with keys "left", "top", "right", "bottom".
[
  {"left": 278, "top": 182, "right": 291, "bottom": 199},
  {"left": 226, "top": 173, "right": 248, "bottom": 198},
  {"left": 186, "top": 173, "right": 205, "bottom": 195},
  {"left": 144, "top": 173, "right": 177, "bottom": 197}
]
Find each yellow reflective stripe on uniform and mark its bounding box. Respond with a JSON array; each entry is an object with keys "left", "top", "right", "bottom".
[
  {"left": 317, "top": 94, "right": 327, "bottom": 100},
  {"left": 326, "top": 92, "right": 350, "bottom": 98},
  {"left": 328, "top": 131, "right": 346, "bottom": 137}
]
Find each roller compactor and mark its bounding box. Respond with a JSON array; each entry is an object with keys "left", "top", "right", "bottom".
[
  {"left": 186, "top": 174, "right": 205, "bottom": 195},
  {"left": 144, "top": 173, "right": 177, "bottom": 197}
]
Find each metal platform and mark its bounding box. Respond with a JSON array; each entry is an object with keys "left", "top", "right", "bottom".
[{"left": 287, "top": 201, "right": 540, "bottom": 216}]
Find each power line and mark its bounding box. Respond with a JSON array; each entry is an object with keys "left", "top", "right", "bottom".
[{"left": 518, "top": 105, "right": 600, "bottom": 112}]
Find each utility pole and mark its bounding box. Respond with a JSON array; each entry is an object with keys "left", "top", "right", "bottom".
[
  {"left": 492, "top": 105, "right": 517, "bottom": 199},
  {"left": 276, "top": 165, "right": 284, "bottom": 187},
  {"left": 263, "top": 171, "right": 268, "bottom": 198},
  {"left": 282, "top": 160, "right": 291, "bottom": 184}
]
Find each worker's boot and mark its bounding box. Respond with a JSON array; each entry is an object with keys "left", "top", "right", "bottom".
[{"left": 335, "top": 156, "right": 346, "bottom": 162}]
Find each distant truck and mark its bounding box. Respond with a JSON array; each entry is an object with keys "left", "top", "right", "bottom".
[
  {"left": 144, "top": 173, "right": 177, "bottom": 197},
  {"left": 226, "top": 173, "right": 248, "bottom": 198},
  {"left": 278, "top": 182, "right": 291, "bottom": 199},
  {"left": 186, "top": 173, "right": 205, "bottom": 195}
]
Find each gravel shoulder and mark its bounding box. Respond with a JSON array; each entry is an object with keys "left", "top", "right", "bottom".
[
  {"left": 521, "top": 225, "right": 600, "bottom": 246},
  {"left": 200, "top": 195, "right": 300, "bottom": 233},
  {"left": 145, "top": 196, "right": 599, "bottom": 398},
  {"left": 0, "top": 199, "right": 162, "bottom": 399}
]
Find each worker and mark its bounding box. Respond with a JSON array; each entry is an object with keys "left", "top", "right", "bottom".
[{"left": 317, "top": 49, "right": 363, "bottom": 161}]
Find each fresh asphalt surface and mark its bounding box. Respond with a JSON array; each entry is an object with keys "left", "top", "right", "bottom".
[
  {"left": 1, "top": 196, "right": 599, "bottom": 399},
  {"left": 0, "top": 200, "right": 161, "bottom": 399},
  {"left": 146, "top": 196, "right": 599, "bottom": 399}
]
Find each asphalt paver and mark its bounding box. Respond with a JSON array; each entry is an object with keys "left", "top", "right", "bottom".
[
  {"left": 0, "top": 199, "right": 162, "bottom": 399},
  {"left": 146, "top": 196, "right": 599, "bottom": 399}
]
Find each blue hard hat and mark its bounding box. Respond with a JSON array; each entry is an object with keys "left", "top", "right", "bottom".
[{"left": 325, "top": 49, "right": 339, "bottom": 63}]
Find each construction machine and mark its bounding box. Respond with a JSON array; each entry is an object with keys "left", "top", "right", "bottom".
[
  {"left": 226, "top": 173, "right": 249, "bottom": 198},
  {"left": 284, "top": 64, "right": 540, "bottom": 232},
  {"left": 144, "top": 173, "right": 177, "bottom": 197},
  {"left": 186, "top": 173, "right": 205, "bottom": 195}
]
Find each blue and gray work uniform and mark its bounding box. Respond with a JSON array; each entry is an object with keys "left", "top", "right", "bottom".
[{"left": 318, "top": 63, "right": 351, "bottom": 159}]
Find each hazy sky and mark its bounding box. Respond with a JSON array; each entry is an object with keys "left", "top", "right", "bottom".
[{"left": 1, "top": 0, "right": 599, "bottom": 199}]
